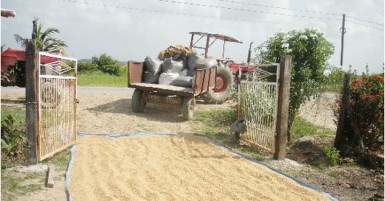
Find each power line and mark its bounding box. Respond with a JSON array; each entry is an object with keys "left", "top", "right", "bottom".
[
  {"left": 158, "top": 0, "right": 341, "bottom": 21},
  {"left": 346, "top": 15, "right": 384, "bottom": 26},
  {"left": 217, "top": 0, "right": 342, "bottom": 17},
  {"left": 345, "top": 19, "right": 384, "bottom": 31},
  {"left": 59, "top": 0, "right": 255, "bottom": 22},
  {"left": 218, "top": 0, "right": 384, "bottom": 28},
  {"left": 61, "top": 0, "right": 340, "bottom": 23},
  {"left": 61, "top": 0, "right": 384, "bottom": 32}
]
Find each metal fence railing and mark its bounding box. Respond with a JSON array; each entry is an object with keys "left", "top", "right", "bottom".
[
  {"left": 238, "top": 63, "right": 279, "bottom": 152},
  {"left": 37, "top": 52, "right": 77, "bottom": 161}
]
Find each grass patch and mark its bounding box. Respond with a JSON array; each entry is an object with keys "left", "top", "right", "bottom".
[
  {"left": 1, "top": 106, "right": 70, "bottom": 200},
  {"left": 291, "top": 115, "right": 335, "bottom": 140},
  {"left": 194, "top": 107, "right": 237, "bottom": 140},
  {"left": 1, "top": 172, "right": 44, "bottom": 201},
  {"left": 43, "top": 150, "right": 71, "bottom": 172},
  {"left": 1, "top": 107, "right": 25, "bottom": 125},
  {"left": 1, "top": 150, "right": 71, "bottom": 200},
  {"left": 194, "top": 106, "right": 270, "bottom": 160},
  {"left": 77, "top": 70, "right": 127, "bottom": 87}
]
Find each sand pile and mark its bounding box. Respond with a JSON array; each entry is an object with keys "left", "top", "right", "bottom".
[{"left": 68, "top": 135, "right": 330, "bottom": 201}]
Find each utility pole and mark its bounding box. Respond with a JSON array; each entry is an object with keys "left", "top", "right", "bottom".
[{"left": 340, "top": 14, "right": 346, "bottom": 67}]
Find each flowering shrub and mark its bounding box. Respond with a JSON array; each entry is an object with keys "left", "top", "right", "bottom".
[{"left": 349, "top": 74, "right": 384, "bottom": 152}]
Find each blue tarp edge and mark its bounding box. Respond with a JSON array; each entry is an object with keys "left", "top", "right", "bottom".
[{"left": 64, "top": 145, "right": 76, "bottom": 201}]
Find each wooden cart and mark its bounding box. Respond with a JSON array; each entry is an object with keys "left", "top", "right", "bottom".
[{"left": 127, "top": 61, "right": 217, "bottom": 120}]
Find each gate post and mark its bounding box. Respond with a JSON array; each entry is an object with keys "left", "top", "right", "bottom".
[
  {"left": 25, "top": 39, "right": 39, "bottom": 164},
  {"left": 274, "top": 55, "right": 292, "bottom": 160},
  {"left": 334, "top": 73, "right": 350, "bottom": 150}
]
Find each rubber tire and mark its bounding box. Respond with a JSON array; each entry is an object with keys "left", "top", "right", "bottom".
[
  {"left": 182, "top": 97, "right": 195, "bottom": 120},
  {"left": 132, "top": 89, "right": 146, "bottom": 113},
  {"left": 204, "top": 67, "right": 233, "bottom": 104}
]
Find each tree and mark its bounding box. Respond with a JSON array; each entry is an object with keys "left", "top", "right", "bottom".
[
  {"left": 326, "top": 66, "right": 345, "bottom": 91},
  {"left": 14, "top": 18, "right": 67, "bottom": 54},
  {"left": 91, "top": 54, "right": 122, "bottom": 76},
  {"left": 256, "top": 28, "right": 335, "bottom": 141}
]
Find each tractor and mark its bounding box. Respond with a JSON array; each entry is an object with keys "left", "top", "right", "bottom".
[{"left": 189, "top": 32, "right": 255, "bottom": 104}]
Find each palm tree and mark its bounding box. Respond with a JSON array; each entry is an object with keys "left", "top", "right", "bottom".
[{"left": 14, "top": 18, "right": 67, "bottom": 54}]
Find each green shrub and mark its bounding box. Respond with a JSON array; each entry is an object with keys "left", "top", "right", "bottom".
[
  {"left": 349, "top": 74, "right": 384, "bottom": 152},
  {"left": 77, "top": 62, "right": 98, "bottom": 73},
  {"left": 1, "top": 61, "right": 26, "bottom": 87},
  {"left": 325, "top": 66, "right": 344, "bottom": 92},
  {"left": 102, "top": 64, "right": 122, "bottom": 76},
  {"left": 322, "top": 145, "right": 340, "bottom": 165},
  {"left": 255, "top": 28, "right": 334, "bottom": 141},
  {"left": 91, "top": 53, "right": 122, "bottom": 76},
  {"left": 1, "top": 114, "right": 26, "bottom": 158}
]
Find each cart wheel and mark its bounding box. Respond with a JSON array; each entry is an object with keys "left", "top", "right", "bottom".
[
  {"left": 183, "top": 97, "right": 195, "bottom": 120},
  {"left": 132, "top": 89, "right": 146, "bottom": 113}
]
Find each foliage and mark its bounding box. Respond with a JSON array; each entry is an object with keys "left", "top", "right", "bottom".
[
  {"left": 291, "top": 116, "right": 335, "bottom": 140},
  {"left": 322, "top": 145, "right": 341, "bottom": 165},
  {"left": 43, "top": 150, "right": 70, "bottom": 171},
  {"left": 1, "top": 114, "right": 26, "bottom": 161},
  {"left": 77, "top": 61, "right": 98, "bottom": 73},
  {"left": 91, "top": 53, "right": 122, "bottom": 76},
  {"left": 1, "top": 171, "right": 44, "bottom": 201},
  {"left": 325, "top": 66, "right": 344, "bottom": 92},
  {"left": 1, "top": 61, "right": 26, "bottom": 87},
  {"left": 256, "top": 28, "right": 334, "bottom": 140},
  {"left": 349, "top": 74, "right": 384, "bottom": 152},
  {"left": 194, "top": 107, "right": 237, "bottom": 140},
  {"left": 14, "top": 18, "right": 67, "bottom": 54}
]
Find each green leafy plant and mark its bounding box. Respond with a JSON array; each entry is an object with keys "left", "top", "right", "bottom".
[
  {"left": 91, "top": 53, "right": 122, "bottom": 76},
  {"left": 349, "top": 74, "right": 384, "bottom": 152},
  {"left": 256, "top": 28, "right": 335, "bottom": 140},
  {"left": 77, "top": 61, "right": 98, "bottom": 73},
  {"left": 1, "top": 114, "right": 26, "bottom": 157},
  {"left": 325, "top": 66, "right": 344, "bottom": 92},
  {"left": 322, "top": 145, "right": 340, "bottom": 165}
]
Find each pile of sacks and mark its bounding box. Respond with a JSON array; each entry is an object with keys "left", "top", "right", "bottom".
[{"left": 143, "top": 45, "right": 217, "bottom": 88}]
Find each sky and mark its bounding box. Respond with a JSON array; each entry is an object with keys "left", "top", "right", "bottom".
[{"left": 1, "top": 0, "right": 384, "bottom": 74}]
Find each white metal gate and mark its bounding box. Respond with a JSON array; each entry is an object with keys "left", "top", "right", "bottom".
[
  {"left": 238, "top": 64, "right": 280, "bottom": 152},
  {"left": 37, "top": 52, "right": 77, "bottom": 161}
]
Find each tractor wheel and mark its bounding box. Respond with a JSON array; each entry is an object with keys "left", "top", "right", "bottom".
[
  {"left": 203, "top": 66, "right": 233, "bottom": 104},
  {"left": 132, "top": 89, "right": 146, "bottom": 113},
  {"left": 182, "top": 97, "right": 195, "bottom": 120}
]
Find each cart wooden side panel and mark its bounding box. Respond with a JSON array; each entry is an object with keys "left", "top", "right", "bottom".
[{"left": 127, "top": 61, "right": 143, "bottom": 85}]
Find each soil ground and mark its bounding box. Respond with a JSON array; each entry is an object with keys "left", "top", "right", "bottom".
[{"left": 1, "top": 86, "right": 384, "bottom": 201}]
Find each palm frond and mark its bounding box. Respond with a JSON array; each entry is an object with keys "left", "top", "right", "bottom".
[
  {"left": 41, "top": 28, "right": 60, "bottom": 41},
  {"left": 14, "top": 34, "right": 27, "bottom": 48}
]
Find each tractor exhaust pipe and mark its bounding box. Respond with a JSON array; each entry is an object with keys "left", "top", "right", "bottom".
[{"left": 247, "top": 42, "right": 253, "bottom": 64}]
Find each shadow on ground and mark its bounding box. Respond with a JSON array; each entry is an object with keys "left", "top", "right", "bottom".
[
  {"left": 287, "top": 142, "right": 327, "bottom": 166},
  {"left": 1, "top": 98, "right": 25, "bottom": 104},
  {"left": 87, "top": 98, "right": 187, "bottom": 123}
]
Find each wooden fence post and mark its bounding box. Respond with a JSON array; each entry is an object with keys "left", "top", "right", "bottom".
[
  {"left": 334, "top": 73, "right": 350, "bottom": 150},
  {"left": 274, "top": 55, "right": 292, "bottom": 160},
  {"left": 25, "top": 39, "right": 39, "bottom": 164}
]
